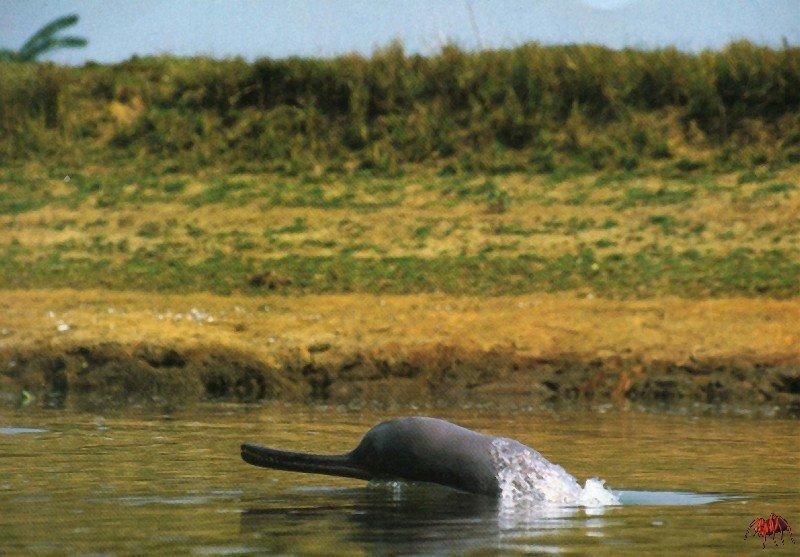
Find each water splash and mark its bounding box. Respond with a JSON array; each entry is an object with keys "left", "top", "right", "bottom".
[{"left": 491, "top": 438, "right": 618, "bottom": 508}]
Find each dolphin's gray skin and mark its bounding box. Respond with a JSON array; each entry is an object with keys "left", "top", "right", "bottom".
[{"left": 241, "top": 417, "right": 506, "bottom": 495}]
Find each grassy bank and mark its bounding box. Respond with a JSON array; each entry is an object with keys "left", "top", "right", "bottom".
[
  {"left": 1, "top": 290, "right": 798, "bottom": 414},
  {"left": 2, "top": 41, "right": 799, "bottom": 172},
  {"left": 1, "top": 162, "right": 798, "bottom": 297},
  {"left": 1, "top": 45, "right": 798, "bottom": 411},
  {"left": 3, "top": 43, "right": 798, "bottom": 299}
]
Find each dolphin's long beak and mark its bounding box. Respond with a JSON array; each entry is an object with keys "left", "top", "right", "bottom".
[{"left": 241, "top": 443, "right": 372, "bottom": 481}]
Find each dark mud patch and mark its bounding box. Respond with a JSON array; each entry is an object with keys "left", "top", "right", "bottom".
[{"left": 1, "top": 342, "right": 798, "bottom": 416}]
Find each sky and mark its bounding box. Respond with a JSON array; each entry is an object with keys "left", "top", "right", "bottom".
[{"left": 1, "top": 0, "right": 798, "bottom": 64}]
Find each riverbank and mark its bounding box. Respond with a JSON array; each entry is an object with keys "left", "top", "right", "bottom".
[{"left": 2, "top": 290, "right": 797, "bottom": 415}]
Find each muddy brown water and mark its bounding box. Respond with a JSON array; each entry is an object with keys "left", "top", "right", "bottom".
[{"left": 0, "top": 403, "right": 798, "bottom": 554}]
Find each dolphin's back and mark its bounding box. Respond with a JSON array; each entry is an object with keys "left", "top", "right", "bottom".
[{"left": 350, "top": 417, "right": 501, "bottom": 495}]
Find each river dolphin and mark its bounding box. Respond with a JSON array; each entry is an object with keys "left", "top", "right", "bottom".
[{"left": 241, "top": 416, "right": 530, "bottom": 496}]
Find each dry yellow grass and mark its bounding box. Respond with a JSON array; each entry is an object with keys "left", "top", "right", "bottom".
[{"left": 2, "top": 289, "right": 797, "bottom": 363}]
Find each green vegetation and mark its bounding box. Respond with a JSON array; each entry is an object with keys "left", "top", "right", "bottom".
[
  {"left": 1, "top": 43, "right": 798, "bottom": 299},
  {"left": 751, "top": 181, "right": 797, "bottom": 197},
  {"left": 0, "top": 247, "right": 797, "bottom": 298},
  {"left": 619, "top": 185, "right": 695, "bottom": 207},
  {"left": 1, "top": 41, "right": 799, "bottom": 172},
  {"left": 0, "top": 160, "right": 797, "bottom": 298}
]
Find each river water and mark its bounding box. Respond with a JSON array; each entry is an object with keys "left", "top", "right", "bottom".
[{"left": 1, "top": 403, "right": 797, "bottom": 554}]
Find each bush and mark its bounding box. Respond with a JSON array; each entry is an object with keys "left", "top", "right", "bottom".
[{"left": 1, "top": 41, "right": 798, "bottom": 170}]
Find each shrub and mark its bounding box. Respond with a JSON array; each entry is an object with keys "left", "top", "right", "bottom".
[{"left": 1, "top": 41, "right": 798, "bottom": 169}]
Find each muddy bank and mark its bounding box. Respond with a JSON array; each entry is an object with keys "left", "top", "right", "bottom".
[
  {"left": 2, "top": 341, "right": 798, "bottom": 416},
  {"left": 1, "top": 290, "right": 798, "bottom": 415}
]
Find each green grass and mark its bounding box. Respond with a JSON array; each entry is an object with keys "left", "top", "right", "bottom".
[
  {"left": 648, "top": 214, "right": 679, "bottom": 234},
  {"left": 620, "top": 185, "right": 695, "bottom": 207},
  {"left": 187, "top": 178, "right": 252, "bottom": 207},
  {"left": 737, "top": 170, "right": 775, "bottom": 184},
  {"left": 595, "top": 239, "right": 616, "bottom": 248},
  {"left": 492, "top": 222, "right": 534, "bottom": 236},
  {"left": 0, "top": 247, "right": 796, "bottom": 298},
  {"left": 136, "top": 222, "right": 161, "bottom": 238},
  {"left": 0, "top": 190, "right": 49, "bottom": 215},
  {"left": 751, "top": 182, "right": 797, "bottom": 198},
  {"left": 565, "top": 217, "right": 596, "bottom": 234},
  {"left": 1, "top": 157, "right": 797, "bottom": 300},
  {"left": 273, "top": 217, "right": 309, "bottom": 234}
]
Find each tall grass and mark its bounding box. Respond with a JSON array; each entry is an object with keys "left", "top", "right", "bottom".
[{"left": 1, "top": 41, "right": 798, "bottom": 171}]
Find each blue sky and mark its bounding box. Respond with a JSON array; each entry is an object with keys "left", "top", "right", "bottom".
[{"left": 1, "top": 0, "right": 798, "bottom": 64}]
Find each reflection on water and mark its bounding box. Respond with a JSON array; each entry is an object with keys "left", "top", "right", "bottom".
[
  {"left": 615, "top": 490, "right": 732, "bottom": 506},
  {"left": 239, "top": 484, "right": 738, "bottom": 554},
  {"left": 0, "top": 404, "right": 797, "bottom": 554},
  {"left": 243, "top": 485, "right": 506, "bottom": 554}
]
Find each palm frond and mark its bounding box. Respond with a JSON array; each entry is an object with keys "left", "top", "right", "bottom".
[
  {"left": 48, "top": 36, "right": 88, "bottom": 49},
  {"left": 19, "top": 14, "right": 79, "bottom": 52},
  {"left": 17, "top": 14, "right": 85, "bottom": 61}
]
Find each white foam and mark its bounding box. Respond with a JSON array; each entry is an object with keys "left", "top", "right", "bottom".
[{"left": 490, "top": 438, "right": 619, "bottom": 509}]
